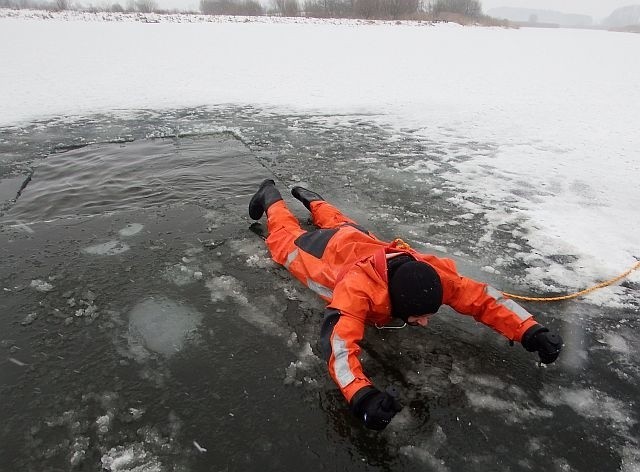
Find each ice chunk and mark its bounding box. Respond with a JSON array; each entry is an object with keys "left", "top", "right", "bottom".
[
  {"left": 193, "top": 441, "right": 207, "bottom": 453},
  {"left": 82, "top": 240, "right": 130, "bottom": 256},
  {"left": 118, "top": 223, "right": 144, "bottom": 237},
  {"left": 30, "top": 279, "right": 53, "bottom": 292},
  {"left": 8, "top": 357, "right": 27, "bottom": 366},
  {"left": 96, "top": 414, "right": 111, "bottom": 434},
  {"left": 127, "top": 297, "right": 203, "bottom": 358},
  {"left": 284, "top": 360, "right": 304, "bottom": 386},
  {"left": 245, "top": 253, "right": 275, "bottom": 269},
  {"left": 101, "top": 443, "right": 162, "bottom": 472},
  {"left": 620, "top": 445, "right": 640, "bottom": 472},
  {"left": 206, "top": 275, "right": 249, "bottom": 305},
  {"left": 21, "top": 312, "right": 38, "bottom": 325},
  {"left": 162, "top": 264, "right": 203, "bottom": 286}
]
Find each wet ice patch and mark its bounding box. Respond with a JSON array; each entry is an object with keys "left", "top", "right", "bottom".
[
  {"left": 83, "top": 240, "right": 130, "bottom": 256},
  {"left": 542, "top": 386, "right": 634, "bottom": 433},
  {"left": 127, "top": 297, "right": 203, "bottom": 360},
  {"left": 465, "top": 391, "right": 553, "bottom": 423},
  {"left": 119, "top": 223, "right": 144, "bottom": 237},
  {"left": 399, "top": 424, "right": 449, "bottom": 471},
  {"left": 602, "top": 333, "right": 631, "bottom": 354},
  {"left": 462, "top": 374, "right": 553, "bottom": 423}
]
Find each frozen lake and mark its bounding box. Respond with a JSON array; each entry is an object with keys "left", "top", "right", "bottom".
[
  {"left": 1, "top": 107, "right": 638, "bottom": 472},
  {"left": 0, "top": 12, "right": 639, "bottom": 472}
]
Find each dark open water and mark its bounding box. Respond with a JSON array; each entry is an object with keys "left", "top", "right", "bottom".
[{"left": 1, "top": 107, "right": 638, "bottom": 471}]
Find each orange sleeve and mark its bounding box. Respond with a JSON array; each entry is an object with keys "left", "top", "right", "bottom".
[
  {"left": 324, "top": 269, "right": 376, "bottom": 402},
  {"left": 445, "top": 274, "right": 538, "bottom": 342}
]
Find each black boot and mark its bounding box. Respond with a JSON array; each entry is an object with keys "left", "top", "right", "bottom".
[
  {"left": 249, "top": 179, "right": 283, "bottom": 220},
  {"left": 291, "top": 186, "right": 324, "bottom": 210}
]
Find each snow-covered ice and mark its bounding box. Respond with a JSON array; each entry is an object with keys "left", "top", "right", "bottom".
[{"left": 2, "top": 10, "right": 636, "bottom": 295}]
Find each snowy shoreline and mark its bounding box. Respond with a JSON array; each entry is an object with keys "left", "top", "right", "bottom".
[{"left": 0, "top": 7, "right": 449, "bottom": 26}]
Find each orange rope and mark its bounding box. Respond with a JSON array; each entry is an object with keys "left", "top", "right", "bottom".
[
  {"left": 502, "top": 261, "right": 640, "bottom": 302},
  {"left": 392, "top": 236, "right": 638, "bottom": 303}
]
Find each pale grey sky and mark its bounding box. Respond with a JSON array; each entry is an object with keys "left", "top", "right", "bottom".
[
  {"left": 480, "top": 0, "right": 635, "bottom": 20},
  {"left": 156, "top": 0, "right": 633, "bottom": 20}
]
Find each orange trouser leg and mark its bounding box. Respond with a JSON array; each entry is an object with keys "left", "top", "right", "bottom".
[
  {"left": 309, "top": 201, "right": 357, "bottom": 229},
  {"left": 265, "top": 200, "right": 305, "bottom": 265}
]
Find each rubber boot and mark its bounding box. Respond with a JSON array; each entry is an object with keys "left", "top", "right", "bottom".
[
  {"left": 249, "top": 179, "right": 283, "bottom": 220},
  {"left": 291, "top": 186, "right": 324, "bottom": 210}
]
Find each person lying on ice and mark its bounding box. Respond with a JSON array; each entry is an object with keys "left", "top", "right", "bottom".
[{"left": 249, "top": 179, "right": 564, "bottom": 431}]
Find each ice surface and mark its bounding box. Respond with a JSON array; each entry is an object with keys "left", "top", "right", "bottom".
[{"left": 127, "top": 297, "right": 203, "bottom": 358}]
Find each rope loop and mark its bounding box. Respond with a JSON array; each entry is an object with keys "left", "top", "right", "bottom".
[{"left": 391, "top": 238, "right": 412, "bottom": 250}]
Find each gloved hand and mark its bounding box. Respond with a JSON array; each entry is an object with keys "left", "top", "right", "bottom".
[
  {"left": 351, "top": 386, "right": 402, "bottom": 431},
  {"left": 521, "top": 324, "right": 564, "bottom": 364}
]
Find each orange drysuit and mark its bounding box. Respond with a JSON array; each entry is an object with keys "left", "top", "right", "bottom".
[{"left": 265, "top": 200, "right": 538, "bottom": 404}]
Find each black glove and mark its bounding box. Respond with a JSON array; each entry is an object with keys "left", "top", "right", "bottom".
[
  {"left": 351, "top": 386, "right": 402, "bottom": 431},
  {"left": 521, "top": 324, "right": 563, "bottom": 364}
]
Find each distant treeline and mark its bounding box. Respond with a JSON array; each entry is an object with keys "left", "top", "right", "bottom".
[
  {"left": 1, "top": 0, "right": 503, "bottom": 24},
  {"left": 201, "top": 0, "right": 485, "bottom": 20},
  {"left": 0, "top": 0, "right": 161, "bottom": 13}
]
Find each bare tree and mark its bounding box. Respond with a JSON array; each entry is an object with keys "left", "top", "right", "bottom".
[
  {"left": 56, "top": 0, "right": 70, "bottom": 10},
  {"left": 272, "top": 0, "right": 299, "bottom": 16},
  {"left": 135, "top": 0, "right": 156, "bottom": 12},
  {"left": 380, "top": 0, "right": 419, "bottom": 18},
  {"left": 200, "top": 0, "right": 264, "bottom": 15},
  {"left": 353, "top": 0, "right": 379, "bottom": 18},
  {"left": 430, "top": 0, "right": 481, "bottom": 17}
]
